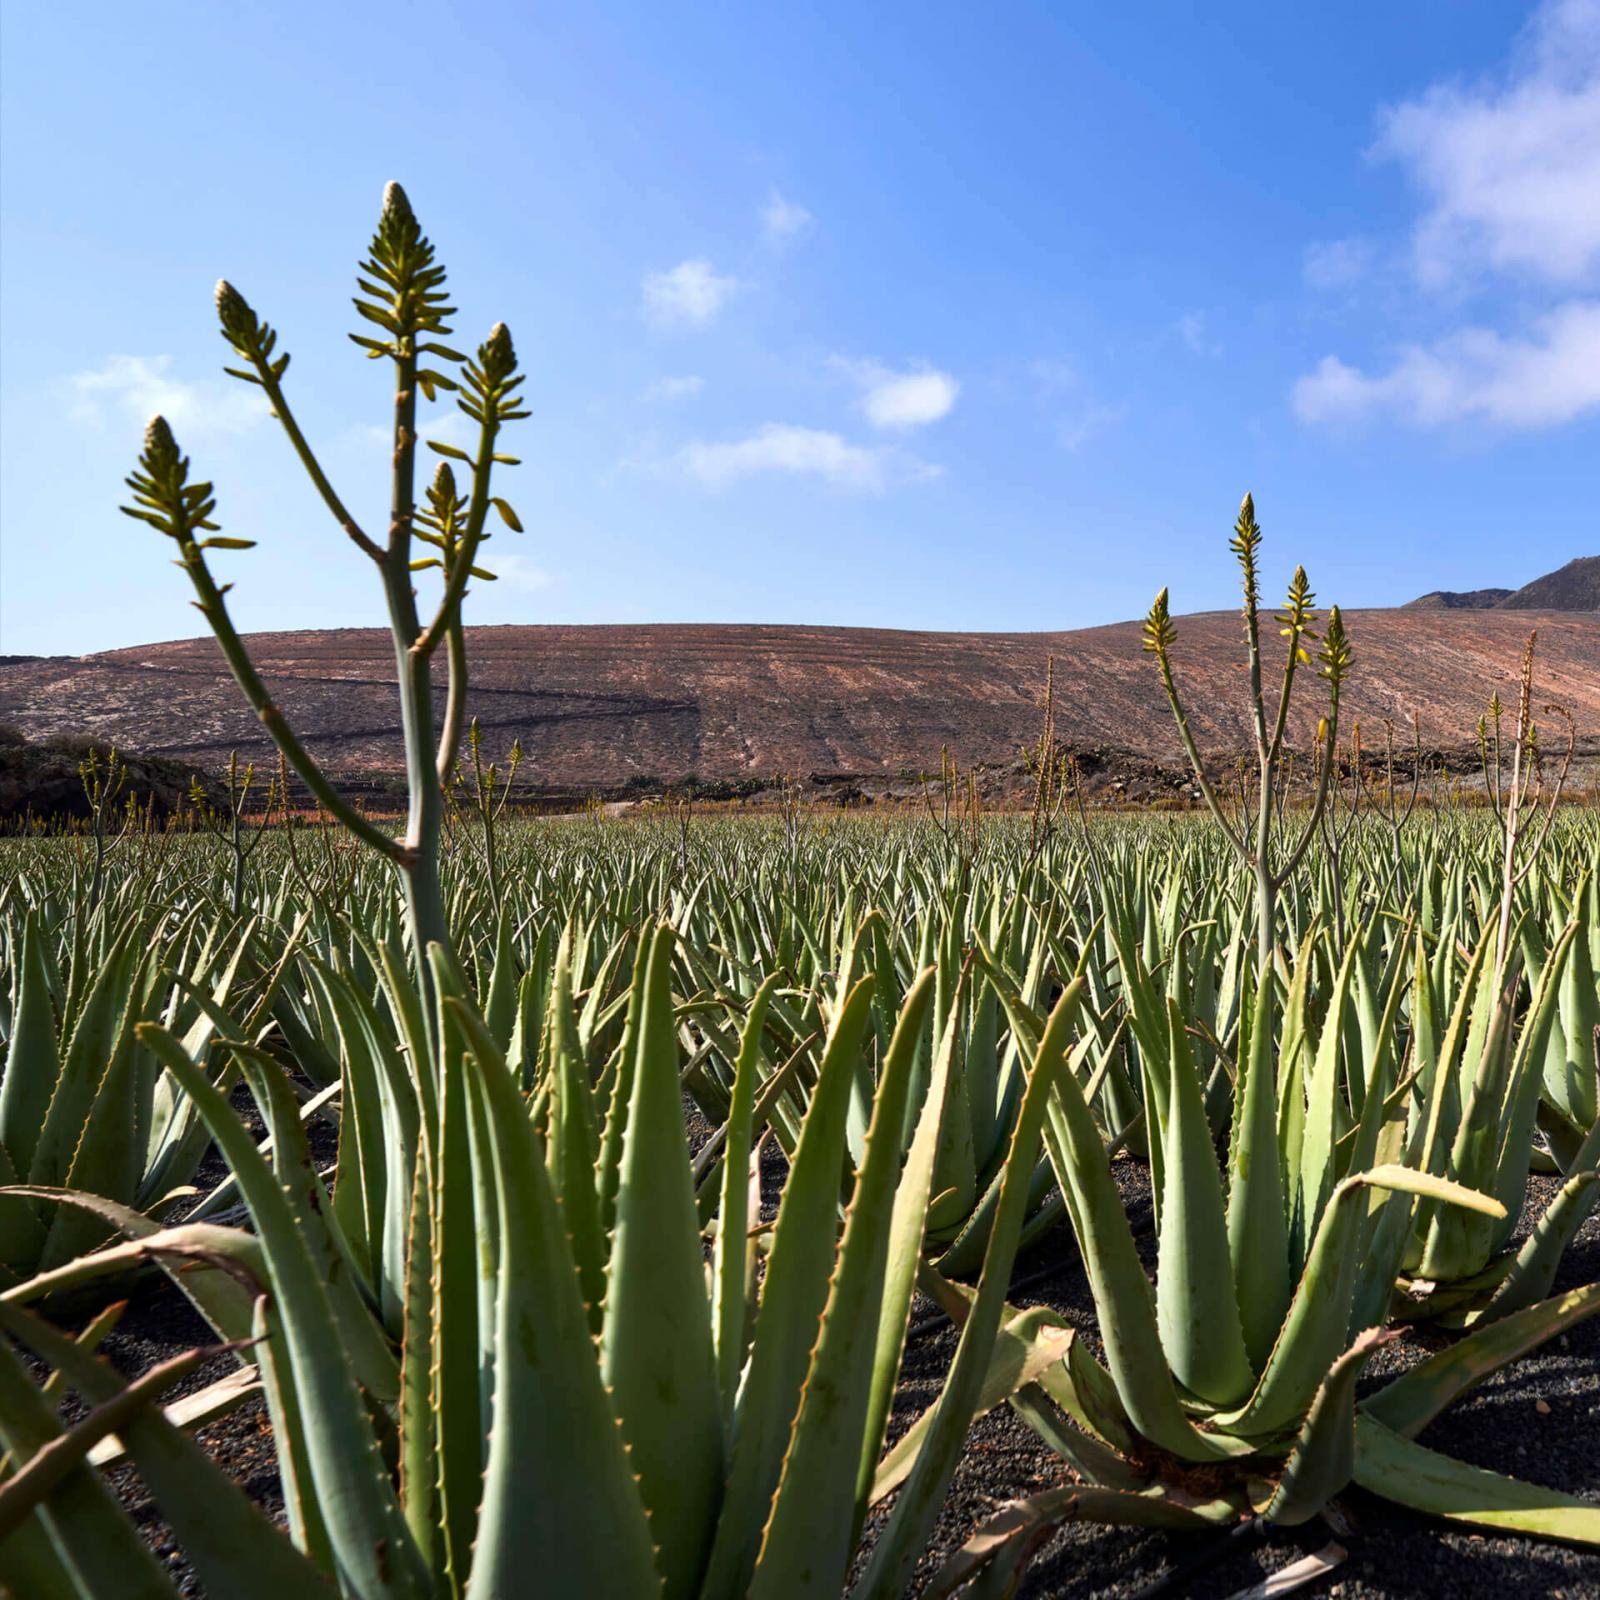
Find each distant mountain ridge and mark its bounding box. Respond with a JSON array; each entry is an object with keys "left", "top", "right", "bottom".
[{"left": 1404, "top": 556, "right": 1599, "bottom": 613}]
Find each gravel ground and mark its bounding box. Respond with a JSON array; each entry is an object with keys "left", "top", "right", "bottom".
[
  {"left": 51, "top": 1134, "right": 1600, "bottom": 1599},
  {"left": 868, "top": 1162, "right": 1600, "bottom": 1599}
]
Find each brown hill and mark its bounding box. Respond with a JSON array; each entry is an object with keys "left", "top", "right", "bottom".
[
  {"left": 2, "top": 610, "right": 1595, "bottom": 800},
  {"left": 1500, "top": 556, "right": 1600, "bottom": 612},
  {"left": 1404, "top": 556, "right": 1599, "bottom": 613},
  {"left": 1402, "top": 587, "right": 1513, "bottom": 611}
]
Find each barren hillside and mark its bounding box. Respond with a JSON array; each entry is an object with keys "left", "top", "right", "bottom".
[{"left": 3, "top": 609, "right": 1595, "bottom": 798}]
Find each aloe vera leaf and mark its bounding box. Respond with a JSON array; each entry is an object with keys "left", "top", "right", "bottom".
[
  {"left": 1298, "top": 938, "right": 1362, "bottom": 1244},
  {"left": 396, "top": 1121, "right": 438, "bottom": 1576},
  {"left": 1353, "top": 1414, "right": 1600, "bottom": 1545},
  {"left": 1036, "top": 1322, "right": 1141, "bottom": 1459},
  {"left": 229, "top": 1040, "right": 401, "bottom": 1402},
  {"left": 1364, "top": 1280, "right": 1600, "bottom": 1436},
  {"left": 426, "top": 974, "right": 492, "bottom": 1596},
  {"left": 482, "top": 908, "right": 518, "bottom": 1048},
  {"left": 1223, "top": 1166, "right": 1503, "bottom": 1438},
  {"left": 30, "top": 935, "right": 139, "bottom": 1192},
  {"left": 544, "top": 934, "right": 608, "bottom": 1329},
  {"left": 750, "top": 967, "right": 938, "bottom": 1598},
  {"left": 0, "top": 1330, "right": 180, "bottom": 1600},
  {"left": 601, "top": 923, "right": 725, "bottom": 1599},
  {"left": 135, "top": 1023, "right": 428, "bottom": 1600},
  {"left": 0, "top": 1192, "right": 260, "bottom": 1345},
  {"left": 854, "top": 979, "right": 1100, "bottom": 1600},
  {"left": 0, "top": 1299, "right": 332, "bottom": 1598},
  {"left": 1488, "top": 921, "right": 1579, "bottom": 1218},
  {"left": 1007, "top": 1380, "right": 1147, "bottom": 1489},
  {"left": 854, "top": 967, "right": 962, "bottom": 1531},
  {"left": 1017, "top": 989, "right": 1243, "bottom": 1462},
  {"left": 594, "top": 927, "right": 650, "bottom": 1236},
  {"left": 712, "top": 971, "right": 780, "bottom": 1419},
  {"left": 921, "top": 1482, "right": 1230, "bottom": 1600},
  {"left": 1157, "top": 995, "right": 1255, "bottom": 1407},
  {"left": 700, "top": 973, "right": 878, "bottom": 1598},
  {"left": 1479, "top": 1121, "right": 1600, "bottom": 1325},
  {"left": 0, "top": 913, "right": 60, "bottom": 1177},
  {"left": 445, "top": 996, "right": 661, "bottom": 1600},
  {"left": 0, "top": 1509, "right": 84, "bottom": 1600},
  {"left": 1262, "top": 1326, "right": 1395, "bottom": 1525},
  {"left": 1226, "top": 944, "right": 1292, "bottom": 1374},
  {"left": 869, "top": 1304, "right": 1075, "bottom": 1506}
]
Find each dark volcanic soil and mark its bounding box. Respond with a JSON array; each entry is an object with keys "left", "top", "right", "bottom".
[{"left": 875, "top": 1163, "right": 1600, "bottom": 1599}]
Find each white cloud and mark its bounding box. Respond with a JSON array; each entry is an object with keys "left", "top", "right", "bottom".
[
  {"left": 642, "top": 259, "right": 740, "bottom": 328},
  {"left": 488, "top": 552, "right": 554, "bottom": 592},
  {"left": 1297, "top": 2, "right": 1600, "bottom": 434},
  {"left": 644, "top": 374, "right": 705, "bottom": 402},
  {"left": 70, "top": 355, "right": 267, "bottom": 440},
  {"left": 1375, "top": 0, "right": 1600, "bottom": 286},
  {"left": 1303, "top": 238, "right": 1374, "bottom": 290},
  {"left": 835, "top": 358, "right": 960, "bottom": 430},
  {"left": 1177, "top": 311, "right": 1221, "bottom": 357},
  {"left": 1292, "top": 300, "right": 1600, "bottom": 428},
  {"left": 670, "top": 424, "right": 937, "bottom": 493},
  {"left": 762, "top": 190, "right": 814, "bottom": 245},
  {"left": 420, "top": 411, "right": 475, "bottom": 451}
]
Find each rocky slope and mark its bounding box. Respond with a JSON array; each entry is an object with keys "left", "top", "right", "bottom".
[{"left": 3, "top": 609, "right": 1595, "bottom": 802}]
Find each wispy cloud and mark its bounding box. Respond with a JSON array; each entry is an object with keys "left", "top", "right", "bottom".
[
  {"left": 1296, "top": 0, "right": 1600, "bottom": 433},
  {"left": 642, "top": 259, "right": 741, "bottom": 328},
  {"left": 1029, "top": 359, "right": 1126, "bottom": 451},
  {"left": 1057, "top": 401, "right": 1128, "bottom": 452},
  {"left": 1177, "top": 311, "right": 1221, "bottom": 357},
  {"left": 1303, "top": 237, "right": 1375, "bottom": 290},
  {"left": 643, "top": 374, "right": 705, "bottom": 402},
  {"left": 669, "top": 423, "right": 938, "bottom": 493},
  {"left": 835, "top": 358, "right": 960, "bottom": 430},
  {"left": 488, "top": 552, "right": 555, "bottom": 593},
  {"left": 762, "top": 190, "right": 814, "bottom": 246},
  {"left": 1293, "top": 300, "right": 1600, "bottom": 428},
  {"left": 69, "top": 355, "right": 267, "bottom": 439},
  {"left": 1375, "top": 0, "right": 1600, "bottom": 287}
]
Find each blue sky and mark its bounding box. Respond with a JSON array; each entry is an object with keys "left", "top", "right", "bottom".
[{"left": 2, "top": 1, "right": 1597, "bottom": 657}]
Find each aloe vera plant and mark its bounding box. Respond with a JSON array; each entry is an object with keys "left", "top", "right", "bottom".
[
  {"left": 919, "top": 953, "right": 1600, "bottom": 1592},
  {"left": 0, "top": 900, "right": 282, "bottom": 1285},
  {"left": 1, "top": 921, "right": 1079, "bottom": 1599}
]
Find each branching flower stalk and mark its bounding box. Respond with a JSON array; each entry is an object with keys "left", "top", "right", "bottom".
[
  {"left": 448, "top": 717, "right": 523, "bottom": 909},
  {"left": 1479, "top": 632, "right": 1576, "bottom": 975},
  {"left": 1143, "top": 495, "right": 1350, "bottom": 1351},
  {"left": 190, "top": 751, "right": 277, "bottom": 916},
  {"left": 1142, "top": 495, "right": 1350, "bottom": 979},
  {"left": 76, "top": 746, "right": 129, "bottom": 914},
  {"left": 123, "top": 183, "right": 528, "bottom": 976},
  {"left": 1363, "top": 713, "right": 1424, "bottom": 895},
  {"left": 1317, "top": 721, "right": 1363, "bottom": 953}
]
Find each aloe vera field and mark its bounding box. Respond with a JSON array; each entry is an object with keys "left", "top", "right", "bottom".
[{"left": 0, "top": 172, "right": 1597, "bottom": 1600}]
